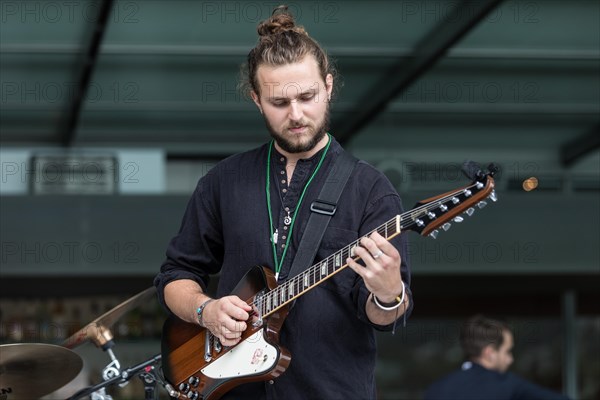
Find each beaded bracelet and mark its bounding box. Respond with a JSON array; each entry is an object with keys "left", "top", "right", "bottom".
[
  {"left": 196, "top": 299, "right": 214, "bottom": 327},
  {"left": 372, "top": 281, "right": 405, "bottom": 311}
]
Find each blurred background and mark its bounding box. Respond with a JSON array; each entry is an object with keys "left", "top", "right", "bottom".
[{"left": 1, "top": 0, "right": 598, "bottom": 399}]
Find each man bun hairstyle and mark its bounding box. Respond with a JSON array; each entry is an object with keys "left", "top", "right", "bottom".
[{"left": 241, "top": 5, "right": 338, "bottom": 98}]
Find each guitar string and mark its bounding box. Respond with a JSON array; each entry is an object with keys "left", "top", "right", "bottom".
[
  {"left": 252, "top": 181, "right": 490, "bottom": 315},
  {"left": 253, "top": 181, "right": 488, "bottom": 316},
  {"left": 256, "top": 182, "right": 487, "bottom": 315}
]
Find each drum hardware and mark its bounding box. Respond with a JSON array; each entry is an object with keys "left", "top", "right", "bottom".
[
  {"left": 0, "top": 343, "right": 83, "bottom": 400},
  {"left": 68, "top": 354, "right": 163, "bottom": 400}
]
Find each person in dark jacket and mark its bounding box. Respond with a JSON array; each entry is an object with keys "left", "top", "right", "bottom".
[{"left": 424, "top": 315, "right": 570, "bottom": 400}]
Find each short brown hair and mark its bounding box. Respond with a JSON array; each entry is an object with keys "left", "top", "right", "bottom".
[
  {"left": 240, "top": 5, "right": 338, "bottom": 98},
  {"left": 460, "top": 315, "right": 510, "bottom": 360}
]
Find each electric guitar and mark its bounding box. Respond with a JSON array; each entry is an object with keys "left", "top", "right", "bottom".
[{"left": 161, "top": 165, "right": 498, "bottom": 400}]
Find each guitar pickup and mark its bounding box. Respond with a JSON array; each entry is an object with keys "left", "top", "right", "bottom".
[{"left": 204, "top": 330, "right": 213, "bottom": 362}]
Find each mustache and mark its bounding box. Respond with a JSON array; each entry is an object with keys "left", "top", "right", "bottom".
[{"left": 286, "top": 120, "right": 312, "bottom": 129}]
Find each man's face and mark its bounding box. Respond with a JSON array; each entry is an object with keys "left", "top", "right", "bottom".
[
  {"left": 251, "top": 56, "right": 333, "bottom": 154},
  {"left": 490, "top": 330, "right": 514, "bottom": 373}
]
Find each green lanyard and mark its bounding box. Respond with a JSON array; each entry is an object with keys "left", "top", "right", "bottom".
[{"left": 266, "top": 134, "right": 332, "bottom": 280}]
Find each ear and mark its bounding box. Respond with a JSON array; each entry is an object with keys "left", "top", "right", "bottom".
[
  {"left": 481, "top": 345, "right": 497, "bottom": 364},
  {"left": 250, "top": 91, "right": 263, "bottom": 114},
  {"left": 325, "top": 74, "right": 333, "bottom": 100}
]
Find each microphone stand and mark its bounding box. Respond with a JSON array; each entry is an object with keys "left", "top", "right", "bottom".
[{"left": 68, "top": 354, "right": 162, "bottom": 400}]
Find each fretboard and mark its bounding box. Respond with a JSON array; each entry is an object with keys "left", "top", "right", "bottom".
[
  {"left": 252, "top": 180, "right": 488, "bottom": 319},
  {"left": 254, "top": 214, "right": 403, "bottom": 319}
]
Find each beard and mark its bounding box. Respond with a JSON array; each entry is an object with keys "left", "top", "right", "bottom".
[{"left": 263, "top": 105, "right": 330, "bottom": 154}]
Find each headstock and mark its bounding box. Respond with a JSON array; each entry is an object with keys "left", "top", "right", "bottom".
[{"left": 404, "top": 162, "right": 498, "bottom": 239}]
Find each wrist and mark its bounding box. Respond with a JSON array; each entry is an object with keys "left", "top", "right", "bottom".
[
  {"left": 196, "top": 298, "right": 214, "bottom": 327},
  {"left": 371, "top": 281, "right": 405, "bottom": 311}
]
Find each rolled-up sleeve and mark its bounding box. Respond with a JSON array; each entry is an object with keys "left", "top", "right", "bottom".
[{"left": 154, "top": 175, "right": 224, "bottom": 311}]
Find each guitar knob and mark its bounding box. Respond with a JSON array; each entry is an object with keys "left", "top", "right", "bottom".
[
  {"left": 188, "top": 391, "right": 199, "bottom": 400},
  {"left": 189, "top": 376, "right": 200, "bottom": 387},
  {"left": 442, "top": 222, "right": 451, "bottom": 231},
  {"left": 490, "top": 190, "right": 498, "bottom": 202},
  {"left": 453, "top": 216, "right": 464, "bottom": 223},
  {"left": 429, "top": 230, "right": 439, "bottom": 239},
  {"left": 477, "top": 201, "right": 487, "bottom": 209},
  {"left": 465, "top": 207, "right": 475, "bottom": 216},
  {"left": 178, "top": 382, "right": 190, "bottom": 393}
]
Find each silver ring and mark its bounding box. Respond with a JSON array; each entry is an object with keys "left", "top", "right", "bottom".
[{"left": 372, "top": 250, "right": 384, "bottom": 259}]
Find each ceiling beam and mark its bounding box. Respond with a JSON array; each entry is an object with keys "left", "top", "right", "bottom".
[
  {"left": 561, "top": 122, "right": 600, "bottom": 167},
  {"left": 61, "top": 0, "right": 115, "bottom": 147},
  {"left": 332, "top": 0, "right": 504, "bottom": 145}
]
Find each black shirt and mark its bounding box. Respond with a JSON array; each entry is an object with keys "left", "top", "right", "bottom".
[
  {"left": 155, "top": 137, "right": 412, "bottom": 400},
  {"left": 424, "top": 362, "right": 571, "bottom": 400}
]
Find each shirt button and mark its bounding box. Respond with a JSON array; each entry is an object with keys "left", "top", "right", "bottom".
[
  {"left": 281, "top": 244, "right": 285, "bottom": 248},
  {"left": 284, "top": 207, "right": 289, "bottom": 212},
  {"left": 282, "top": 189, "right": 287, "bottom": 193},
  {"left": 280, "top": 170, "right": 285, "bottom": 175},
  {"left": 281, "top": 180, "right": 286, "bottom": 184},
  {"left": 282, "top": 235, "right": 287, "bottom": 240},
  {"left": 283, "top": 226, "right": 288, "bottom": 230},
  {"left": 280, "top": 157, "right": 285, "bottom": 162}
]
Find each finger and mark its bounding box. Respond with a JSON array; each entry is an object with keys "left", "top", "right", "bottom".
[
  {"left": 228, "top": 295, "right": 253, "bottom": 311},
  {"left": 370, "top": 232, "right": 398, "bottom": 257},
  {"left": 346, "top": 255, "right": 372, "bottom": 281},
  {"left": 360, "top": 236, "right": 389, "bottom": 262},
  {"left": 219, "top": 335, "right": 241, "bottom": 346},
  {"left": 222, "top": 296, "right": 251, "bottom": 321},
  {"left": 220, "top": 317, "right": 248, "bottom": 334}
]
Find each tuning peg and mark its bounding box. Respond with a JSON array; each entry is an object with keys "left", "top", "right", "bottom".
[
  {"left": 477, "top": 201, "right": 487, "bottom": 209},
  {"left": 464, "top": 189, "right": 472, "bottom": 197},
  {"left": 465, "top": 207, "right": 475, "bottom": 216},
  {"left": 429, "top": 230, "right": 439, "bottom": 239},
  {"left": 440, "top": 204, "right": 448, "bottom": 212},
  {"left": 451, "top": 196, "right": 460, "bottom": 204},
  {"left": 442, "top": 222, "right": 451, "bottom": 231},
  {"left": 416, "top": 219, "right": 425, "bottom": 227},
  {"left": 427, "top": 211, "right": 436, "bottom": 219},
  {"left": 453, "top": 216, "right": 464, "bottom": 223},
  {"left": 490, "top": 190, "right": 498, "bottom": 202},
  {"left": 476, "top": 182, "right": 484, "bottom": 189}
]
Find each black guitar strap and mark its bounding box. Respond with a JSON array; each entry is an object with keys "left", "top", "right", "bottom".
[{"left": 285, "top": 149, "right": 358, "bottom": 281}]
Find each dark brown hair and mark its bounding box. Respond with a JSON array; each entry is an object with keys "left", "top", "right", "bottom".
[
  {"left": 240, "top": 5, "right": 338, "bottom": 98},
  {"left": 460, "top": 315, "right": 510, "bottom": 361}
]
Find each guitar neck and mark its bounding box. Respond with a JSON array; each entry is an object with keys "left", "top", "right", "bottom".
[
  {"left": 255, "top": 214, "right": 402, "bottom": 319},
  {"left": 253, "top": 179, "right": 489, "bottom": 319}
]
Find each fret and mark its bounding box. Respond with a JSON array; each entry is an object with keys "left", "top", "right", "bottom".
[
  {"left": 350, "top": 243, "right": 357, "bottom": 257},
  {"left": 385, "top": 222, "right": 388, "bottom": 238}
]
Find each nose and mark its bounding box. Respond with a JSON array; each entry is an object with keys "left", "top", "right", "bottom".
[{"left": 288, "top": 100, "right": 303, "bottom": 121}]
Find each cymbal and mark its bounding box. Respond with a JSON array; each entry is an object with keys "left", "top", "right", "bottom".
[
  {"left": 63, "top": 287, "right": 156, "bottom": 349},
  {"left": 0, "top": 343, "right": 83, "bottom": 400}
]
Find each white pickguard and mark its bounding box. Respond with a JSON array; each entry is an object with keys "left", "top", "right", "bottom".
[{"left": 201, "top": 331, "right": 279, "bottom": 379}]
